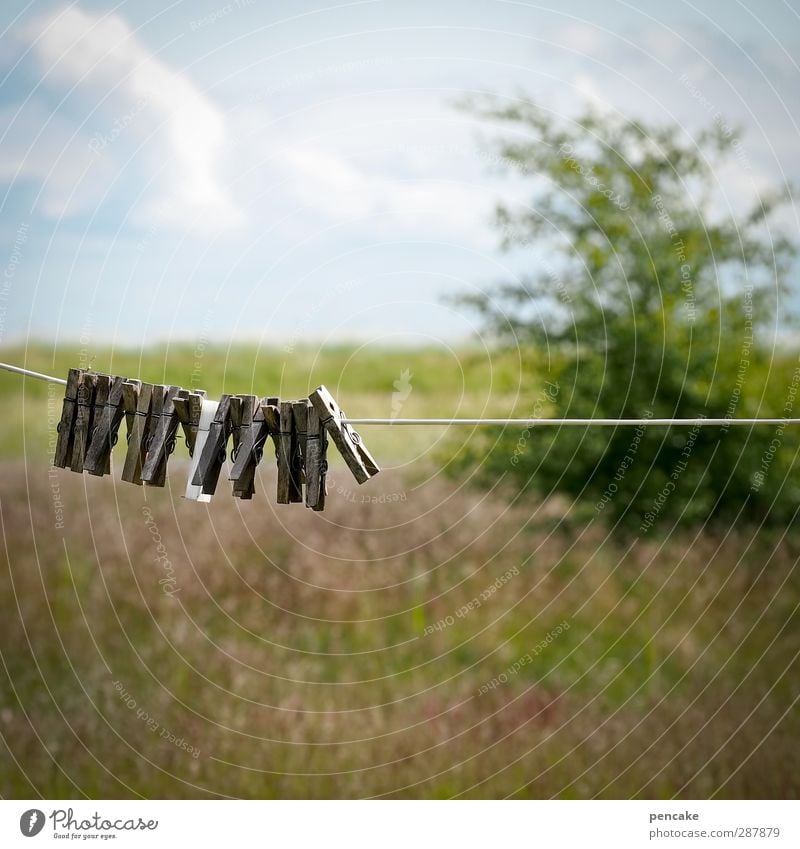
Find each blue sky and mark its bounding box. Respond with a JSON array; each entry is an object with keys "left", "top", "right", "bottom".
[{"left": 1, "top": 0, "right": 798, "bottom": 349}]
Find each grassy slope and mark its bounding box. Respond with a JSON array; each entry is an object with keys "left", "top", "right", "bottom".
[{"left": 0, "top": 344, "right": 798, "bottom": 798}]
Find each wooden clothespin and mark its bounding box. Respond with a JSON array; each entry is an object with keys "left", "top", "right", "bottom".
[
  {"left": 84, "top": 374, "right": 126, "bottom": 476},
  {"left": 229, "top": 394, "right": 268, "bottom": 497},
  {"left": 276, "top": 401, "right": 303, "bottom": 504},
  {"left": 261, "top": 397, "right": 281, "bottom": 442},
  {"left": 191, "top": 394, "right": 233, "bottom": 495},
  {"left": 120, "top": 379, "right": 143, "bottom": 447},
  {"left": 228, "top": 395, "right": 242, "bottom": 474},
  {"left": 173, "top": 391, "right": 206, "bottom": 458},
  {"left": 83, "top": 373, "right": 110, "bottom": 474},
  {"left": 228, "top": 396, "right": 250, "bottom": 498},
  {"left": 249, "top": 397, "right": 274, "bottom": 489},
  {"left": 259, "top": 396, "right": 283, "bottom": 496},
  {"left": 141, "top": 385, "right": 182, "bottom": 487},
  {"left": 138, "top": 384, "right": 165, "bottom": 484},
  {"left": 308, "top": 385, "right": 379, "bottom": 484},
  {"left": 229, "top": 394, "right": 259, "bottom": 499},
  {"left": 121, "top": 381, "right": 153, "bottom": 486},
  {"left": 54, "top": 367, "right": 84, "bottom": 468},
  {"left": 292, "top": 400, "right": 310, "bottom": 487},
  {"left": 70, "top": 371, "right": 98, "bottom": 473},
  {"left": 304, "top": 403, "right": 328, "bottom": 511},
  {"left": 185, "top": 399, "right": 218, "bottom": 502}
]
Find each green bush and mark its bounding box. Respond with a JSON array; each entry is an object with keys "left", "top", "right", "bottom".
[{"left": 453, "top": 100, "right": 800, "bottom": 531}]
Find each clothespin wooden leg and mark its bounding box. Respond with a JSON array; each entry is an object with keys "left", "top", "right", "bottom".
[
  {"left": 85, "top": 374, "right": 127, "bottom": 477},
  {"left": 83, "top": 374, "right": 110, "bottom": 476},
  {"left": 54, "top": 368, "right": 84, "bottom": 468},
  {"left": 70, "top": 371, "right": 98, "bottom": 473},
  {"left": 230, "top": 395, "right": 258, "bottom": 499},
  {"left": 292, "top": 400, "right": 310, "bottom": 487},
  {"left": 277, "top": 401, "right": 303, "bottom": 504},
  {"left": 119, "top": 379, "right": 143, "bottom": 474},
  {"left": 122, "top": 381, "right": 153, "bottom": 486},
  {"left": 261, "top": 397, "right": 282, "bottom": 498},
  {"left": 101, "top": 376, "right": 128, "bottom": 476},
  {"left": 305, "top": 404, "right": 328, "bottom": 511},
  {"left": 248, "top": 400, "right": 271, "bottom": 497},
  {"left": 228, "top": 396, "right": 244, "bottom": 497},
  {"left": 142, "top": 385, "right": 182, "bottom": 487},
  {"left": 288, "top": 407, "right": 303, "bottom": 503},
  {"left": 138, "top": 385, "right": 164, "bottom": 484},
  {"left": 173, "top": 390, "right": 206, "bottom": 458}
]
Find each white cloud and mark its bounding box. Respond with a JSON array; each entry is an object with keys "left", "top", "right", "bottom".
[
  {"left": 276, "top": 141, "right": 500, "bottom": 246},
  {"left": 15, "top": 5, "right": 243, "bottom": 234},
  {"left": 226, "top": 92, "right": 516, "bottom": 248}
]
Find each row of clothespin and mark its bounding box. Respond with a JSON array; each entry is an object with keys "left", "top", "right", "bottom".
[{"left": 53, "top": 368, "right": 380, "bottom": 511}]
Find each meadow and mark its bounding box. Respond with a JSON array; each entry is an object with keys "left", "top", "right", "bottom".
[{"left": 0, "top": 344, "right": 798, "bottom": 798}]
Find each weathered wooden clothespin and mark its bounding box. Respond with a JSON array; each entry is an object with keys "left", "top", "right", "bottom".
[
  {"left": 54, "top": 367, "right": 84, "bottom": 468},
  {"left": 84, "top": 374, "right": 110, "bottom": 471},
  {"left": 304, "top": 403, "right": 328, "bottom": 511},
  {"left": 84, "top": 374, "right": 127, "bottom": 476},
  {"left": 173, "top": 390, "right": 206, "bottom": 458},
  {"left": 276, "top": 401, "right": 303, "bottom": 504},
  {"left": 292, "top": 400, "right": 310, "bottom": 486},
  {"left": 70, "top": 371, "right": 98, "bottom": 473},
  {"left": 259, "top": 396, "right": 284, "bottom": 497},
  {"left": 228, "top": 395, "right": 242, "bottom": 477},
  {"left": 191, "top": 394, "right": 233, "bottom": 495},
  {"left": 120, "top": 379, "right": 143, "bottom": 448},
  {"left": 261, "top": 398, "right": 281, "bottom": 443},
  {"left": 250, "top": 397, "right": 274, "bottom": 484},
  {"left": 121, "top": 381, "right": 153, "bottom": 485},
  {"left": 228, "top": 396, "right": 249, "bottom": 498},
  {"left": 308, "top": 385, "right": 379, "bottom": 484},
  {"left": 229, "top": 394, "right": 267, "bottom": 497},
  {"left": 229, "top": 394, "right": 259, "bottom": 499},
  {"left": 137, "top": 384, "right": 164, "bottom": 484},
  {"left": 141, "top": 385, "right": 182, "bottom": 487}
]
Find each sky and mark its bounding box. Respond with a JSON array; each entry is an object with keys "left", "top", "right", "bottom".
[{"left": 0, "top": 0, "right": 799, "bottom": 350}]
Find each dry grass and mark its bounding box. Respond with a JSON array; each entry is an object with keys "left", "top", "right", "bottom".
[{"left": 1, "top": 460, "right": 798, "bottom": 798}]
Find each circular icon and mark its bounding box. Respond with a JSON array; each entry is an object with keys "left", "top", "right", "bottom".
[{"left": 19, "top": 809, "right": 45, "bottom": 837}]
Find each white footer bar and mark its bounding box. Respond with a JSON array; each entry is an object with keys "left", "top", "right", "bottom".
[{"left": 1, "top": 800, "right": 797, "bottom": 848}]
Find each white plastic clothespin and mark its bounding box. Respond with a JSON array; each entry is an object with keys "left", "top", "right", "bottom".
[{"left": 185, "top": 399, "right": 219, "bottom": 502}]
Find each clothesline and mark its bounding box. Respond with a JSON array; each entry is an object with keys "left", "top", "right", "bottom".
[{"left": 1, "top": 360, "right": 797, "bottom": 427}]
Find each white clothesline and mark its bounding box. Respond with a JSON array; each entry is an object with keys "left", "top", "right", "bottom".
[{"left": 1, "top": 361, "right": 796, "bottom": 427}]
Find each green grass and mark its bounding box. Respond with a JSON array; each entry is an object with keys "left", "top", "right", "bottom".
[
  {"left": 0, "top": 343, "right": 798, "bottom": 798},
  {"left": 1, "top": 466, "right": 797, "bottom": 798}
]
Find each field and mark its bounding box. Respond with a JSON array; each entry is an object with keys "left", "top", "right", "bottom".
[{"left": 1, "top": 344, "right": 798, "bottom": 798}]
